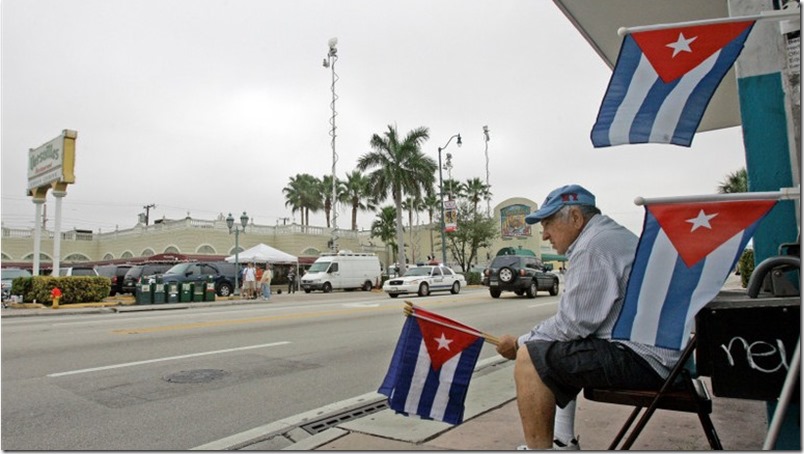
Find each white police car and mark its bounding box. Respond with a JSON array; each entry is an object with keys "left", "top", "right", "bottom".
[{"left": 382, "top": 265, "right": 466, "bottom": 298}]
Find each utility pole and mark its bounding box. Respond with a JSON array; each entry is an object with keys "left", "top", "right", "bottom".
[{"left": 143, "top": 204, "right": 156, "bottom": 226}]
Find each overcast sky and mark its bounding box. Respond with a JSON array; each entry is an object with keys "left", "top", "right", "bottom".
[{"left": 1, "top": 0, "right": 746, "bottom": 237}]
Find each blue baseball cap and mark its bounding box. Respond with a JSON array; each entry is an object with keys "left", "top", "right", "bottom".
[{"left": 525, "top": 184, "right": 596, "bottom": 224}]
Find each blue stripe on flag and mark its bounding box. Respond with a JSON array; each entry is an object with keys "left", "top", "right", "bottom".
[
  {"left": 612, "top": 208, "right": 657, "bottom": 340},
  {"left": 628, "top": 76, "right": 679, "bottom": 144},
  {"left": 442, "top": 338, "right": 483, "bottom": 421},
  {"left": 654, "top": 256, "right": 701, "bottom": 349},
  {"left": 590, "top": 35, "right": 642, "bottom": 147}
]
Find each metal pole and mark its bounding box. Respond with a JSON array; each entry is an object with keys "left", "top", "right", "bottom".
[
  {"left": 234, "top": 228, "right": 240, "bottom": 296},
  {"left": 438, "top": 147, "right": 446, "bottom": 265}
]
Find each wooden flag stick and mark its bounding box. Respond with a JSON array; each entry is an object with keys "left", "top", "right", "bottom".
[{"left": 403, "top": 301, "right": 500, "bottom": 346}]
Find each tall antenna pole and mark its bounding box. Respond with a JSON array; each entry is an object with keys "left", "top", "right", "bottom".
[
  {"left": 483, "top": 125, "right": 491, "bottom": 216},
  {"left": 323, "top": 37, "right": 339, "bottom": 251}
]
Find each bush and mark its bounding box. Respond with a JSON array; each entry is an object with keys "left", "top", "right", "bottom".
[
  {"left": 24, "top": 276, "right": 110, "bottom": 305},
  {"left": 738, "top": 249, "right": 754, "bottom": 288},
  {"left": 465, "top": 271, "right": 482, "bottom": 286}
]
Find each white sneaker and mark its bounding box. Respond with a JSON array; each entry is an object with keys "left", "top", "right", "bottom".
[{"left": 516, "top": 438, "right": 580, "bottom": 451}]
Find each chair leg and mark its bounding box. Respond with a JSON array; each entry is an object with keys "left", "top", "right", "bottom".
[{"left": 609, "top": 406, "right": 643, "bottom": 450}]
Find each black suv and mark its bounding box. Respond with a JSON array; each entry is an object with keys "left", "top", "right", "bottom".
[
  {"left": 122, "top": 263, "right": 176, "bottom": 295},
  {"left": 97, "top": 264, "right": 133, "bottom": 296},
  {"left": 160, "top": 261, "right": 238, "bottom": 297},
  {"left": 482, "top": 255, "right": 559, "bottom": 298}
]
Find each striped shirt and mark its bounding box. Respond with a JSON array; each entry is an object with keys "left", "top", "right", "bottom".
[{"left": 518, "top": 214, "right": 681, "bottom": 378}]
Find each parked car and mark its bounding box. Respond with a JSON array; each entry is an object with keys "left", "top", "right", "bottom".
[
  {"left": 96, "top": 264, "right": 133, "bottom": 296},
  {"left": 382, "top": 265, "right": 466, "bottom": 298},
  {"left": 58, "top": 266, "right": 98, "bottom": 277},
  {"left": 160, "top": 261, "right": 238, "bottom": 297},
  {"left": 482, "top": 254, "right": 559, "bottom": 298},
  {"left": 2, "top": 268, "right": 31, "bottom": 302},
  {"left": 122, "top": 263, "right": 176, "bottom": 295}
]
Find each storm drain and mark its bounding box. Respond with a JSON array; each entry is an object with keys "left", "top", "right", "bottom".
[
  {"left": 300, "top": 399, "right": 389, "bottom": 434},
  {"left": 163, "top": 369, "right": 229, "bottom": 384}
]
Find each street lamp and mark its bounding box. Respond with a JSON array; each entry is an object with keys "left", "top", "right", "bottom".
[
  {"left": 226, "top": 211, "right": 249, "bottom": 296},
  {"left": 483, "top": 125, "right": 491, "bottom": 216},
  {"left": 437, "top": 133, "right": 461, "bottom": 266},
  {"left": 322, "top": 37, "right": 339, "bottom": 252}
]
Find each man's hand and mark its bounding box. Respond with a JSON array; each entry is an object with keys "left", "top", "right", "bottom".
[{"left": 496, "top": 334, "right": 519, "bottom": 360}]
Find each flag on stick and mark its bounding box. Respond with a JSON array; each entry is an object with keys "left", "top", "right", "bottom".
[
  {"left": 591, "top": 20, "right": 755, "bottom": 147},
  {"left": 378, "top": 304, "right": 485, "bottom": 425},
  {"left": 613, "top": 199, "right": 777, "bottom": 350}
]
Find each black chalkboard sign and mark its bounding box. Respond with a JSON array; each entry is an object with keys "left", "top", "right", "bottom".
[{"left": 695, "top": 294, "right": 800, "bottom": 400}]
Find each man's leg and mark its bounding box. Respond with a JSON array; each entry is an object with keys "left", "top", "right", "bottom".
[{"left": 515, "top": 345, "right": 556, "bottom": 449}]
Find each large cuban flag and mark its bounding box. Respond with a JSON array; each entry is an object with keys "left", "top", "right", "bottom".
[
  {"left": 612, "top": 199, "right": 777, "bottom": 350},
  {"left": 378, "top": 306, "right": 483, "bottom": 425},
  {"left": 591, "top": 20, "right": 755, "bottom": 147}
]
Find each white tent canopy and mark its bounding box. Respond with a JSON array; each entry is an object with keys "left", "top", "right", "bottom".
[{"left": 225, "top": 243, "right": 298, "bottom": 265}]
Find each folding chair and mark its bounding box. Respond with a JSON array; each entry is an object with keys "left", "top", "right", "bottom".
[{"left": 583, "top": 334, "right": 722, "bottom": 450}]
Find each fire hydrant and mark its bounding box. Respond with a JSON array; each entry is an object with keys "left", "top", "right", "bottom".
[{"left": 51, "top": 287, "right": 62, "bottom": 309}]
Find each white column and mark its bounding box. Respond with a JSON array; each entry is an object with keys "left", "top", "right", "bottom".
[
  {"left": 32, "top": 199, "right": 44, "bottom": 276},
  {"left": 52, "top": 189, "right": 66, "bottom": 276}
]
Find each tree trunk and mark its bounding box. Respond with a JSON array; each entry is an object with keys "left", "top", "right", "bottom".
[{"left": 394, "top": 189, "right": 407, "bottom": 275}]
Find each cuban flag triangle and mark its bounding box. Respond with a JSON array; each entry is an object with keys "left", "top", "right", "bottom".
[
  {"left": 612, "top": 199, "right": 777, "bottom": 350},
  {"left": 378, "top": 306, "right": 483, "bottom": 425},
  {"left": 591, "top": 20, "right": 755, "bottom": 147}
]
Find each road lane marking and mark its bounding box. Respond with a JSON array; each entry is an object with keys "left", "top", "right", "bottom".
[{"left": 46, "top": 341, "right": 291, "bottom": 378}]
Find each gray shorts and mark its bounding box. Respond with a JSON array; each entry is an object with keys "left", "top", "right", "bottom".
[{"left": 525, "top": 337, "right": 665, "bottom": 408}]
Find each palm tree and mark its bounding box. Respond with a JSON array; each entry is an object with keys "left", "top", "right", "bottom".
[
  {"left": 283, "top": 173, "right": 322, "bottom": 226},
  {"left": 422, "top": 189, "right": 440, "bottom": 260},
  {"left": 402, "top": 195, "right": 425, "bottom": 263},
  {"left": 319, "top": 174, "right": 343, "bottom": 228},
  {"left": 357, "top": 124, "right": 434, "bottom": 275},
  {"left": 462, "top": 177, "right": 492, "bottom": 215},
  {"left": 443, "top": 178, "right": 463, "bottom": 201},
  {"left": 718, "top": 168, "right": 748, "bottom": 193},
  {"left": 341, "top": 170, "right": 374, "bottom": 230},
  {"left": 371, "top": 205, "right": 399, "bottom": 266}
]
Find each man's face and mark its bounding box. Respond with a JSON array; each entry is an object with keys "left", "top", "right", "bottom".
[{"left": 540, "top": 207, "right": 584, "bottom": 255}]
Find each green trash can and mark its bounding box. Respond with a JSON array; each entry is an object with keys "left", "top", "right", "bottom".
[
  {"left": 153, "top": 282, "right": 166, "bottom": 304},
  {"left": 136, "top": 282, "right": 153, "bottom": 305},
  {"left": 204, "top": 280, "right": 216, "bottom": 301},
  {"left": 192, "top": 281, "right": 205, "bottom": 302},
  {"left": 180, "top": 282, "right": 193, "bottom": 302},
  {"left": 167, "top": 282, "right": 179, "bottom": 303}
]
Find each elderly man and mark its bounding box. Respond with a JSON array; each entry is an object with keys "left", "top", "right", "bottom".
[{"left": 495, "top": 184, "right": 680, "bottom": 450}]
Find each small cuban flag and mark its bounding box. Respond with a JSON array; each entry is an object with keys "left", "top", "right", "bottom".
[
  {"left": 378, "top": 306, "right": 483, "bottom": 425},
  {"left": 612, "top": 199, "right": 777, "bottom": 350},
  {"left": 591, "top": 20, "right": 755, "bottom": 147}
]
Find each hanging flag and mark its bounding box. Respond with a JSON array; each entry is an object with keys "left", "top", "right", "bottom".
[
  {"left": 612, "top": 199, "right": 777, "bottom": 350},
  {"left": 591, "top": 20, "right": 755, "bottom": 147},
  {"left": 444, "top": 200, "right": 458, "bottom": 233},
  {"left": 378, "top": 306, "right": 483, "bottom": 425}
]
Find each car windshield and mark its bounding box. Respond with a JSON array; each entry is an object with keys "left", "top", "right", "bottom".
[
  {"left": 165, "top": 263, "right": 192, "bottom": 275},
  {"left": 308, "top": 261, "right": 331, "bottom": 273},
  {"left": 403, "top": 267, "right": 432, "bottom": 277},
  {"left": 492, "top": 257, "right": 521, "bottom": 267}
]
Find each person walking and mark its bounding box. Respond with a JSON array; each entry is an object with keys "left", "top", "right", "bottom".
[
  {"left": 287, "top": 267, "right": 297, "bottom": 294},
  {"left": 260, "top": 264, "right": 273, "bottom": 300}
]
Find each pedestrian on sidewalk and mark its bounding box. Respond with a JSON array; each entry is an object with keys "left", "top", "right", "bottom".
[
  {"left": 287, "top": 267, "right": 297, "bottom": 294},
  {"left": 242, "top": 262, "right": 257, "bottom": 299},
  {"left": 495, "top": 184, "right": 681, "bottom": 450},
  {"left": 260, "top": 264, "right": 273, "bottom": 300}
]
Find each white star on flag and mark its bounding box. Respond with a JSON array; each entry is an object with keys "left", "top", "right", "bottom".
[
  {"left": 686, "top": 210, "right": 718, "bottom": 232},
  {"left": 435, "top": 333, "right": 453, "bottom": 350},
  {"left": 666, "top": 32, "right": 698, "bottom": 57}
]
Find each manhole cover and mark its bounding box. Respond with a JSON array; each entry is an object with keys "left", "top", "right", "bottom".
[{"left": 164, "top": 369, "right": 229, "bottom": 384}]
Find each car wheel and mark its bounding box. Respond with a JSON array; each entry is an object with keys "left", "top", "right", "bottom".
[
  {"left": 218, "top": 283, "right": 232, "bottom": 297},
  {"left": 418, "top": 282, "right": 430, "bottom": 297},
  {"left": 499, "top": 267, "right": 515, "bottom": 283},
  {"left": 490, "top": 288, "right": 502, "bottom": 298},
  {"left": 514, "top": 289, "right": 524, "bottom": 296},
  {"left": 549, "top": 280, "right": 559, "bottom": 296},
  {"left": 389, "top": 293, "right": 399, "bottom": 298},
  {"left": 323, "top": 282, "right": 332, "bottom": 293},
  {"left": 451, "top": 282, "right": 461, "bottom": 294},
  {"left": 362, "top": 280, "right": 373, "bottom": 291},
  {"left": 526, "top": 282, "right": 537, "bottom": 298},
  {"left": 304, "top": 288, "right": 311, "bottom": 294}
]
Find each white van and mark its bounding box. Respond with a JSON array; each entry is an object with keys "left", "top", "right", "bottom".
[{"left": 301, "top": 251, "right": 382, "bottom": 293}]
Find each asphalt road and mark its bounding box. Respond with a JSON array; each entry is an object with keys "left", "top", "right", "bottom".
[{"left": 1, "top": 287, "right": 559, "bottom": 450}]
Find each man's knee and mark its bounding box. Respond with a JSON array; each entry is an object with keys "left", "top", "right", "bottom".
[{"left": 514, "top": 344, "right": 538, "bottom": 377}]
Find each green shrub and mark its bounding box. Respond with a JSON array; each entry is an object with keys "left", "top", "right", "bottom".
[
  {"left": 25, "top": 276, "right": 110, "bottom": 305},
  {"left": 465, "top": 271, "right": 482, "bottom": 285},
  {"left": 738, "top": 249, "right": 754, "bottom": 289}
]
